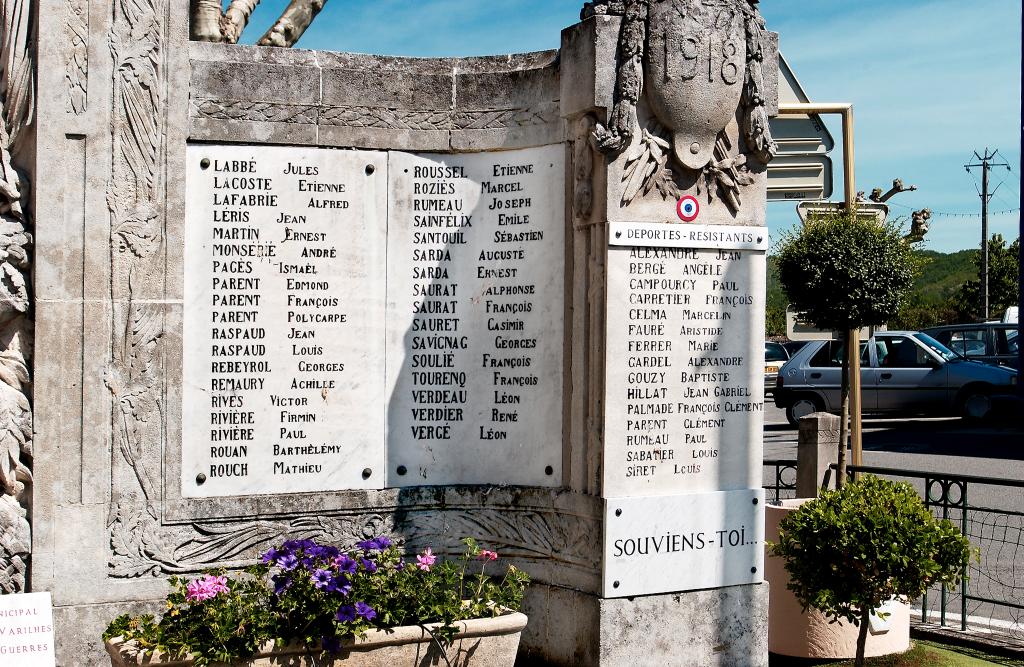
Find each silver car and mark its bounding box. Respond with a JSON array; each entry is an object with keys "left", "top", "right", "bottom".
[
  {"left": 773, "top": 331, "right": 1018, "bottom": 426},
  {"left": 765, "top": 341, "right": 789, "bottom": 396}
]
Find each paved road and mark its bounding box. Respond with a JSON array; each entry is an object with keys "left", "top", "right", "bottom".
[
  {"left": 763, "top": 403, "right": 1024, "bottom": 476},
  {"left": 762, "top": 402, "right": 1024, "bottom": 638}
]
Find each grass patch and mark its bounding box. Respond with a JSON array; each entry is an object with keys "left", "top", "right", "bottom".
[{"left": 769, "top": 640, "right": 1016, "bottom": 666}]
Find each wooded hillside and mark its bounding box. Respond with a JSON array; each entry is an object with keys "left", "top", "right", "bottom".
[{"left": 766, "top": 248, "right": 983, "bottom": 337}]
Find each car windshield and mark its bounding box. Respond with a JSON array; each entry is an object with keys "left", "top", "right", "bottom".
[
  {"left": 913, "top": 333, "right": 960, "bottom": 362},
  {"left": 765, "top": 343, "right": 788, "bottom": 362}
]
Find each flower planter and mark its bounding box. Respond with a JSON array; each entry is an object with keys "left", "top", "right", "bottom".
[
  {"left": 105, "top": 610, "right": 528, "bottom": 666},
  {"left": 766, "top": 500, "right": 910, "bottom": 659}
]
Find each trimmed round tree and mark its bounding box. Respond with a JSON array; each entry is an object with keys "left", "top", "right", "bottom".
[
  {"left": 770, "top": 475, "right": 972, "bottom": 667},
  {"left": 775, "top": 212, "right": 918, "bottom": 481}
]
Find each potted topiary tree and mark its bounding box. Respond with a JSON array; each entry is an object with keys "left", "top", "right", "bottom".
[
  {"left": 769, "top": 475, "right": 973, "bottom": 667},
  {"left": 776, "top": 210, "right": 920, "bottom": 483}
]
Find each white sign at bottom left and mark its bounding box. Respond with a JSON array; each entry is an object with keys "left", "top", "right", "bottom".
[{"left": 0, "top": 591, "right": 55, "bottom": 666}]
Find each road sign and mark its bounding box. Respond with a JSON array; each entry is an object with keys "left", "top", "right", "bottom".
[
  {"left": 795, "top": 201, "right": 888, "bottom": 224},
  {"left": 786, "top": 306, "right": 879, "bottom": 341},
  {"left": 767, "top": 55, "right": 835, "bottom": 202}
]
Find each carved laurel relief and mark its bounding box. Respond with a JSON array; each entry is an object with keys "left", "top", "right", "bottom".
[
  {"left": 106, "top": 0, "right": 171, "bottom": 567},
  {"left": 0, "top": 0, "right": 35, "bottom": 595},
  {"left": 189, "top": 98, "right": 560, "bottom": 132},
  {"left": 66, "top": 0, "right": 88, "bottom": 114}
]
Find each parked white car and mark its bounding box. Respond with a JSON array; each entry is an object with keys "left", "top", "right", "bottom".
[{"left": 773, "top": 331, "right": 1018, "bottom": 426}]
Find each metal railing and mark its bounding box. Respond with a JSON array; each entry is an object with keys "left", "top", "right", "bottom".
[
  {"left": 835, "top": 464, "right": 1024, "bottom": 642},
  {"left": 761, "top": 460, "right": 1024, "bottom": 644},
  {"left": 762, "top": 459, "right": 797, "bottom": 505}
]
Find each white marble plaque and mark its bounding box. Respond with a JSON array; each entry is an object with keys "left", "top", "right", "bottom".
[
  {"left": 386, "top": 146, "right": 565, "bottom": 486},
  {"left": 603, "top": 490, "right": 765, "bottom": 598},
  {"left": 609, "top": 221, "right": 770, "bottom": 251},
  {"left": 183, "top": 145, "right": 388, "bottom": 497},
  {"left": 0, "top": 592, "right": 55, "bottom": 666},
  {"left": 603, "top": 241, "right": 766, "bottom": 498}
]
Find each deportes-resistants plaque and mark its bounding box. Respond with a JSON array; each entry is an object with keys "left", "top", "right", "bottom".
[
  {"left": 386, "top": 146, "right": 565, "bottom": 486},
  {"left": 603, "top": 223, "right": 767, "bottom": 498},
  {"left": 183, "top": 145, "right": 388, "bottom": 497}
]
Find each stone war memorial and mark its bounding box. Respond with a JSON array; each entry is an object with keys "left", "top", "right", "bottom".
[{"left": 1, "top": 0, "right": 779, "bottom": 663}]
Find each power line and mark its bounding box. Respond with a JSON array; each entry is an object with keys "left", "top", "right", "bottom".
[
  {"left": 887, "top": 201, "right": 1019, "bottom": 219},
  {"left": 965, "top": 148, "right": 1011, "bottom": 320}
]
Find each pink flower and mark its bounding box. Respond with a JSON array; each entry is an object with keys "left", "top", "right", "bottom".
[
  {"left": 416, "top": 548, "right": 436, "bottom": 571},
  {"left": 186, "top": 574, "right": 230, "bottom": 602},
  {"left": 478, "top": 550, "right": 498, "bottom": 562}
]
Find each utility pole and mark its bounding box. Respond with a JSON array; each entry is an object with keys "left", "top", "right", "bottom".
[{"left": 965, "top": 149, "right": 1010, "bottom": 321}]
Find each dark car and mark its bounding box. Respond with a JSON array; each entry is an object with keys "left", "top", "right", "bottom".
[{"left": 923, "top": 322, "right": 1019, "bottom": 369}]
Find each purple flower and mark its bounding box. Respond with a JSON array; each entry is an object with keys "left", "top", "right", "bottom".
[
  {"left": 278, "top": 553, "right": 299, "bottom": 571},
  {"left": 272, "top": 575, "right": 292, "bottom": 595},
  {"left": 334, "top": 554, "right": 357, "bottom": 575},
  {"left": 260, "top": 548, "right": 278, "bottom": 564},
  {"left": 360, "top": 558, "right": 378, "bottom": 574},
  {"left": 335, "top": 577, "right": 353, "bottom": 596},
  {"left": 357, "top": 536, "right": 392, "bottom": 552},
  {"left": 282, "top": 539, "right": 316, "bottom": 553},
  {"left": 355, "top": 602, "right": 377, "bottom": 620},
  {"left": 312, "top": 569, "right": 334, "bottom": 590},
  {"left": 335, "top": 605, "right": 356, "bottom": 623}
]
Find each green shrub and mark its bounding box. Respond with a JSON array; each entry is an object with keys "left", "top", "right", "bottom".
[{"left": 775, "top": 212, "right": 919, "bottom": 332}]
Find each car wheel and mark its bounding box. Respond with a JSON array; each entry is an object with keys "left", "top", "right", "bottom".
[
  {"left": 959, "top": 385, "right": 993, "bottom": 422},
  {"left": 786, "top": 395, "right": 823, "bottom": 427}
]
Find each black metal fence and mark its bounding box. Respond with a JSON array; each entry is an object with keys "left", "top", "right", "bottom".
[
  {"left": 763, "top": 460, "right": 1024, "bottom": 646},
  {"left": 762, "top": 459, "right": 797, "bottom": 505}
]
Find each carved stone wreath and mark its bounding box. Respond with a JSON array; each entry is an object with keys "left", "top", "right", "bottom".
[{"left": 583, "top": 0, "right": 777, "bottom": 214}]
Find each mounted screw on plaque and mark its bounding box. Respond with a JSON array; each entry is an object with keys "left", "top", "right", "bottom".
[
  {"left": 195, "top": 473, "right": 207, "bottom": 485},
  {"left": 200, "top": 158, "right": 210, "bottom": 169},
  {"left": 362, "top": 468, "right": 372, "bottom": 480}
]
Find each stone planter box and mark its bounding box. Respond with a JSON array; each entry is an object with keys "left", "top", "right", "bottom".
[
  {"left": 105, "top": 611, "right": 528, "bottom": 667},
  {"left": 766, "top": 500, "right": 910, "bottom": 659}
]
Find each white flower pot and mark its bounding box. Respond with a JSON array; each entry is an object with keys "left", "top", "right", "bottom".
[
  {"left": 766, "top": 500, "right": 910, "bottom": 659},
  {"left": 105, "top": 611, "right": 528, "bottom": 667}
]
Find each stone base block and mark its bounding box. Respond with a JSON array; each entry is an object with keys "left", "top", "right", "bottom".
[{"left": 518, "top": 583, "right": 768, "bottom": 666}]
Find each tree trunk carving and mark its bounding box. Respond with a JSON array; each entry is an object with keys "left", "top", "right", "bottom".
[{"left": 190, "top": 0, "right": 328, "bottom": 48}]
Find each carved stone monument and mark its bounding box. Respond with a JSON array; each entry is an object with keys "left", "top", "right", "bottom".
[{"left": 8, "top": 0, "right": 777, "bottom": 663}]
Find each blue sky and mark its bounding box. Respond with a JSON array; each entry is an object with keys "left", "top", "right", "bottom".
[{"left": 242, "top": 0, "right": 1021, "bottom": 253}]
